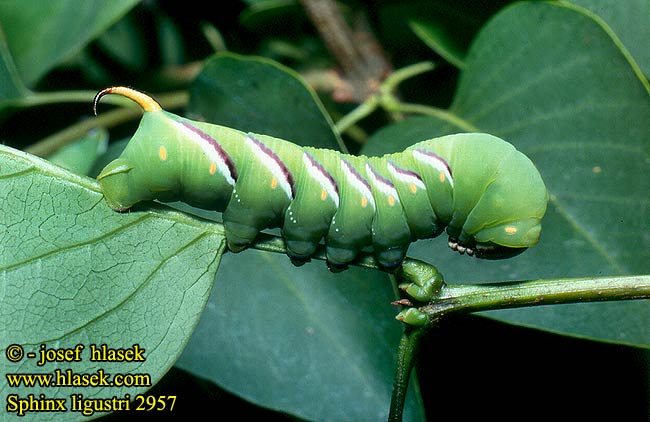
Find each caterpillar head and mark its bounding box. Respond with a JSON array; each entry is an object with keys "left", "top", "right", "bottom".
[
  {"left": 472, "top": 217, "right": 544, "bottom": 259},
  {"left": 447, "top": 146, "right": 548, "bottom": 260},
  {"left": 448, "top": 219, "right": 542, "bottom": 260}
]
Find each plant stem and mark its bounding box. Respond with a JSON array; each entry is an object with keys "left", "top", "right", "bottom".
[
  {"left": 385, "top": 102, "right": 479, "bottom": 132},
  {"left": 334, "top": 60, "right": 476, "bottom": 135},
  {"left": 334, "top": 95, "right": 379, "bottom": 134},
  {"left": 249, "top": 232, "right": 381, "bottom": 270},
  {"left": 335, "top": 62, "right": 439, "bottom": 134},
  {"left": 10, "top": 90, "right": 133, "bottom": 108},
  {"left": 249, "top": 233, "right": 650, "bottom": 418},
  {"left": 25, "top": 106, "right": 139, "bottom": 157},
  {"left": 299, "top": 0, "right": 392, "bottom": 102},
  {"left": 380, "top": 62, "right": 436, "bottom": 95},
  {"left": 420, "top": 275, "right": 650, "bottom": 323},
  {"left": 24, "top": 91, "right": 189, "bottom": 157},
  {"left": 389, "top": 328, "right": 426, "bottom": 422},
  {"left": 249, "top": 233, "right": 650, "bottom": 321}
]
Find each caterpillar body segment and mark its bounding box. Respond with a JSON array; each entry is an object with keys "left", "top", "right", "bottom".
[{"left": 95, "top": 87, "right": 548, "bottom": 270}]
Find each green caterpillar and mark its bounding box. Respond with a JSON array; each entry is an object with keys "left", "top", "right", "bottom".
[{"left": 95, "top": 87, "right": 548, "bottom": 271}]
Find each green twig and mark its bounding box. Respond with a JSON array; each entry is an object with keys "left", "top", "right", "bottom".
[
  {"left": 334, "top": 96, "right": 379, "bottom": 134},
  {"left": 249, "top": 232, "right": 381, "bottom": 271},
  {"left": 389, "top": 327, "right": 426, "bottom": 422},
  {"left": 24, "top": 91, "right": 189, "bottom": 157},
  {"left": 419, "top": 275, "right": 650, "bottom": 324},
  {"left": 25, "top": 106, "right": 141, "bottom": 157},
  {"left": 379, "top": 61, "right": 436, "bottom": 95},
  {"left": 10, "top": 90, "right": 134, "bottom": 109},
  {"left": 334, "top": 61, "right": 479, "bottom": 134},
  {"left": 249, "top": 232, "right": 650, "bottom": 322},
  {"left": 384, "top": 102, "right": 479, "bottom": 132},
  {"left": 252, "top": 233, "right": 650, "bottom": 418}
]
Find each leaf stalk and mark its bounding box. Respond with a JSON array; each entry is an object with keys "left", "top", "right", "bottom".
[
  {"left": 335, "top": 61, "right": 479, "bottom": 133},
  {"left": 249, "top": 232, "right": 650, "bottom": 323},
  {"left": 421, "top": 275, "right": 650, "bottom": 324},
  {"left": 389, "top": 328, "right": 426, "bottom": 422}
]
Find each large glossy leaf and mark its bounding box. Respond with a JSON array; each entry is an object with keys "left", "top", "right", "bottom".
[
  {"left": 409, "top": 20, "right": 467, "bottom": 69},
  {"left": 0, "top": 26, "right": 26, "bottom": 103},
  {"left": 378, "top": 0, "right": 510, "bottom": 68},
  {"left": 176, "top": 54, "right": 425, "bottom": 421},
  {"left": 0, "top": 0, "right": 139, "bottom": 87},
  {"left": 179, "top": 253, "right": 424, "bottom": 421},
  {"left": 0, "top": 145, "right": 224, "bottom": 420},
  {"left": 46, "top": 128, "right": 108, "bottom": 176},
  {"left": 568, "top": 0, "right": 650, "bottom": 77},
  {"left": 94, "top": 13, "right": 148, "bottom": 72},
  {"left": 363, "top": 2, "right": 650, "bottom": 347},
  {"left": 239, "top": 0, "right": 305, "bottom": 34},
  {"left": 188, "top": 52, "right": 344, "bottom": 151}
]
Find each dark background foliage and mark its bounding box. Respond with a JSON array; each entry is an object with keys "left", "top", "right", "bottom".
[{"left": 0, "top": 0, "right": 648, "bottom": 420}]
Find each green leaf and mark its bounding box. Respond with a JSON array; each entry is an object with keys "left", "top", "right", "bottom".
[
  {"left": 0, "top": 26, "right": 27, "bottom": 104},
  {"left": 0, "top": 0, "right": 139, "bottom": 86},
  {"left": 46, "top": 128, "right": 108, "bottom": 176},
  {"left": 568, "top": 0, "right": 650, "bottom": 77},
  {"left": 178, "top": 253, "right": 425, "bottom": 421},
  {"left": 157, "top": 12, "right": 185, "bottom": 66},
  {"left": 182, "top": 55, "right": 425, "bottom": 420},
  {"left": 189, "top": 52, "right": 345, "bottom": 151},
  {"left": 0, "top": 145, "right": 225, "bottom": 420},
  {"left": 409, "top": 20, "right": 466, "bottom": 69},
  {"left": 363, "top": 2, "right": 650, "bottom": 347},
  {"left": 239, "top": 0, "right": 305, "bottom": 34},
  {"left": 94, "top": 13, "right": 147, "bottom": 72},
  {"left": 378, "top": 0, "right": 509, "bottom": 68},
  {"left": 241, "top": 0, "right": 278, "bottom": 5}
]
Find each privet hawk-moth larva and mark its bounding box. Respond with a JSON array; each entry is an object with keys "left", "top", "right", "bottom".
[{"left": 94, "top": 86, "right": 548, "bottom": 271}]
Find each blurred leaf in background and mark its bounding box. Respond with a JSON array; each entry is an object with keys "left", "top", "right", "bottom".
[{"left": 0, "top": 0, "right": 139, "bottom": 89}]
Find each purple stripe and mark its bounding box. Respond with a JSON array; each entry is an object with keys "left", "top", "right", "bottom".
[
  {"left": 248, "top": 135, "right": 295, "bottom": 198},
  {"left": 342, "top": 159, "right": 372, "bottom": 191},
  {"left": 367, "top": 163, "right": 395, "bottom": 189},
  {"left": 412, "top": 149, "right": 452, "bottom": 176},
  {"left": 181, "top": 122, "right": 238, "bottom": 180},
  {"left": 304, "top": 152, "right": 339, "bottom": 196},
  {"left": 388, "top": 160, "right": 424, "bottom": 183}
]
